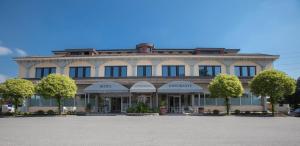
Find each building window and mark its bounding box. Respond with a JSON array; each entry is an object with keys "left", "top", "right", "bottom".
[
  {"left": 199, "top": 65, "right": 221, "bottom": 77},
  {"left": 137, "top": 65, "right": 152, "bottom": 77},
  {"left": 105, "top": 66, "right": 127, "bottom": 78},
  {"left": 69, "top": 67, "right": 91, "bottom": 78},
  {"left": 234, "top": 66, "right": 256, "bottom": 77},
  {"left": 35, "top": 67, "right": 56, "bottom": 78},
  {"left": 162, "top": 65, "right": 185, "bottom": 77}
]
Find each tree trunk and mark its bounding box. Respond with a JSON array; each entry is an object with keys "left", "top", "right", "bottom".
[
  {"left": 14, "top": 98, "right": 18, "bottom": 114},
  {"left": 270, "top": 97, "right": 275, "bottom": 116},
  {"left": 271, "top": 102, "right": 275, "bottom": 117},
  {"left": 56, "top": 97, "right": 61, "bottom": 115},
  {"left": 225, "top": 97, "right": 230, "bottom": 115}
]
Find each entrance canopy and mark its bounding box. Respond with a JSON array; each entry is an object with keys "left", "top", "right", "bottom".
[
  {"left": 84, "top": 81, "right": 129, "bottom": 93},
  {"left": 130, "top": 81, "right": 156, "bottom": 93},
  {"left": 157, "top": 81, "right": 202, "bottom": 93}
]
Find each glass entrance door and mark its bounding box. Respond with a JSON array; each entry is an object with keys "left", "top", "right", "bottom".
[
  {"left": 168, "top": 96, "right": 181, "bottom": 113},
  {"left": 111, "top": 97, "right": 121, "bottom": 113}
]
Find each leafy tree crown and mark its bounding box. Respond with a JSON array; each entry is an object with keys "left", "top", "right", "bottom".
[
  {"left": 36, "top": 74, "right": 77, "bottom": 98},
  {"left": 208, "top": 74, "right": 243, "bottom": 98},
  {"left": 250, "top": 69, "right": 296, "bottom": 99},
  {"left": 1, "top": 78, "right": 35, "bottom": 99}
]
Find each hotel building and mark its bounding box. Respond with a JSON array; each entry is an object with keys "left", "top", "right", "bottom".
[{"left": 14, "top": 43, "right": 279, "bottom": 113}]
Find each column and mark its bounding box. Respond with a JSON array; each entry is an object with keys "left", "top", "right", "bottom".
[
  {"left": 132, "top": 64, "right": 137, "bottom": 76},
  {"left": 128, "top": 60, "right": 137, "bottom": 77},
  {"left": 84, "top": 93, "right": 87, "bottom": 105},
  {"left": 94, "top": 62, "right": 102, "bottom": 77},
  {"left": 152, "top": 60, "right": 160, "bottom": 76},
  {"left": 250, "top": 94, "right": 253, "bottom": 105},
  {"left": 190, "top": 64, "right": 195, "bottom": 76},
  {"left": 89, "top": 60, "right": 103, "bottom": 77},
  {"left": 129, "top": 94, "right": 132, "bottom": 107},
  {"left": 156, "top": 94, "right": 159, "bottom": 108},
  {"left": 191, "top": 94, "right": 195, "bottom": 107},
  {"left": 215, "top": 98, "right": 218, "bottom": 106},
  {"left": 223, "top": 60, "right": 234, "bottom": 75},
  {"left": 24, "top": 62, "right": 36, "bottom": 78},
  {"left": 56, "top": 60, "right": 71, "bottom": 75},
  {"left": 73, "top": 97, "right": 76, "bottom": 107},
  {"left": 204, "top": 93, "right": 206, "bottom": 106},
  {"left": 121, "top": 97, "right": 123, "bottom": 112},
  {"left": 95, "top": 95, "right": 98, "bottom": 112},
  {"left": 239, "top": 96, "right": 242, "bottom": 106},
  {"left": 198, "top": 93, "right": 201, "bottom": 106}
]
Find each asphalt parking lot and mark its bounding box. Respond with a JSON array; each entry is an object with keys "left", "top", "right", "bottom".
[{"left": 0, "top": 116, "right": 299, "bottom": 146}]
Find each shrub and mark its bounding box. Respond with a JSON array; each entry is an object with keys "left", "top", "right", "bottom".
[
  {"left": 245, "top": 111, "right": 251, "bottom": 115},
  {"left": 47, "top": 110, "right": 55, "bottom": 115},
  {"left": 126, "top": 107, "right": 136, "bottom": 113},
  {"left": 135, "top": 102, "right": 149, "bottom": 113},
  {"left": 126, "top": 102, "right": 157, "bottom": 113},
  {"left": 66, "top": 111, "right": 75, "bottom": 115},
  {"left": 14, "top": 111, "right": 22, "bottom": 116},
  {"left": 234, "top": 109, "right": 241, "bottom": 115},
  {"left": 212, "top": 109, "right": 220, "bottom": 115},
  {"left": 23, "top": 112, "right": 30, "bottom": 116},
  {"left": 3, "top": 112, "right": 13, "bottom": 116},
  {"left": 35, "top": 110, "right": 45, "bottom": 115}
]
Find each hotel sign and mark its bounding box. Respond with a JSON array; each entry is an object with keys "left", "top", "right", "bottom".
[
  {"left": 84, "top": 81, "right": 129, "bottom": 93},
  {"left": 168, "top": 84, "right": 192, "bottom": 88},
  {"left": 158, "top": 81, "right": 202, "bottom": 93},
  {"left": 99, "top": 84, "right": 112, "bottom": 88}
]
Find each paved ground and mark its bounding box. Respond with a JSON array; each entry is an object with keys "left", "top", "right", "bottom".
[{"left": 0, "top": 116, "right": 299, "bottom": 146}]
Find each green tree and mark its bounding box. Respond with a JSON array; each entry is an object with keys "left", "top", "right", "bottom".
[
  {"left": 283, "top": 77, "right": 300, "bottom": 110},
  {"left": 1, "top": 78, "right": 35, "bottom": 113},
  {"left": 208, "top": 74, "right": 244, "bottom": 115},
  {"left": 0, "top": 83, "right": 7, "bottom": 110},
  {"left": 36, "top": 74, "right": 77, "bottom": 114},
  {"left": 250, "top": 70, "right": 296, "bottom": 116}
]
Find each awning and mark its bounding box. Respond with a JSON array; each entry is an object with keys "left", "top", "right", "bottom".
[
  {"left": 84, "top": 81, "right": 129, "bottom": 93},
  {"left": 157, "top": 81, "right": 202, "bottom": 93},
  {"left": 130, "top": 81, "right": 156, "bottom": 93}
]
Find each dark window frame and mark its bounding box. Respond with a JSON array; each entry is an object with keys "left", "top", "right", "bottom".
[
  {"left": 199, "top": 65, "right": 221, "bottom": 77},
  {"left": 162, "top": 65, "right": 185, "bottom": 77},
  {"left": 69, "top": 66, "right": 91, "bottom": 78},
  {"left": 137, "top": 65, "right": 152, "bottom": 77},
  {"left": 234, "top": 66, "right": 256, "bottom": 77},
  {"left": 104, "top": 66, "right": 127, "bottom": 78},
  {"left": 35, "top": 67, "right": 56, "bottom": 78}
]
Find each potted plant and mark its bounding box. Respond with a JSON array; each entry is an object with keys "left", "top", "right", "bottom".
[{"left": 159, "top": 101, "right": 167, "bottom": 115}]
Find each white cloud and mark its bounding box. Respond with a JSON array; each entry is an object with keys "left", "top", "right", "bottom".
[
  {"left": 15, "top": 48, "right": 27, "bottom": 56},
  {"left": 0, "top": 74, "right": 8, "bottom": 83},
  {"left": 0, "top": 46, "right": 13, "bottom": 56}
]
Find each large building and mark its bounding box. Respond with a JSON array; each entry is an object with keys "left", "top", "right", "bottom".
[{"left": 14, "top": 43, "right": 279, "bottom": 113}]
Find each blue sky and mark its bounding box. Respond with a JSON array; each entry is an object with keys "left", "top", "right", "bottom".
[{"left": 0, "top": 0, "right": 299, "bottom": 82}]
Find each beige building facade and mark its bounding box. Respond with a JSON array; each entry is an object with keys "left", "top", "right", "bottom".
[{"left": 15, "top": 43, "right": 279, "bottom": 114}]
